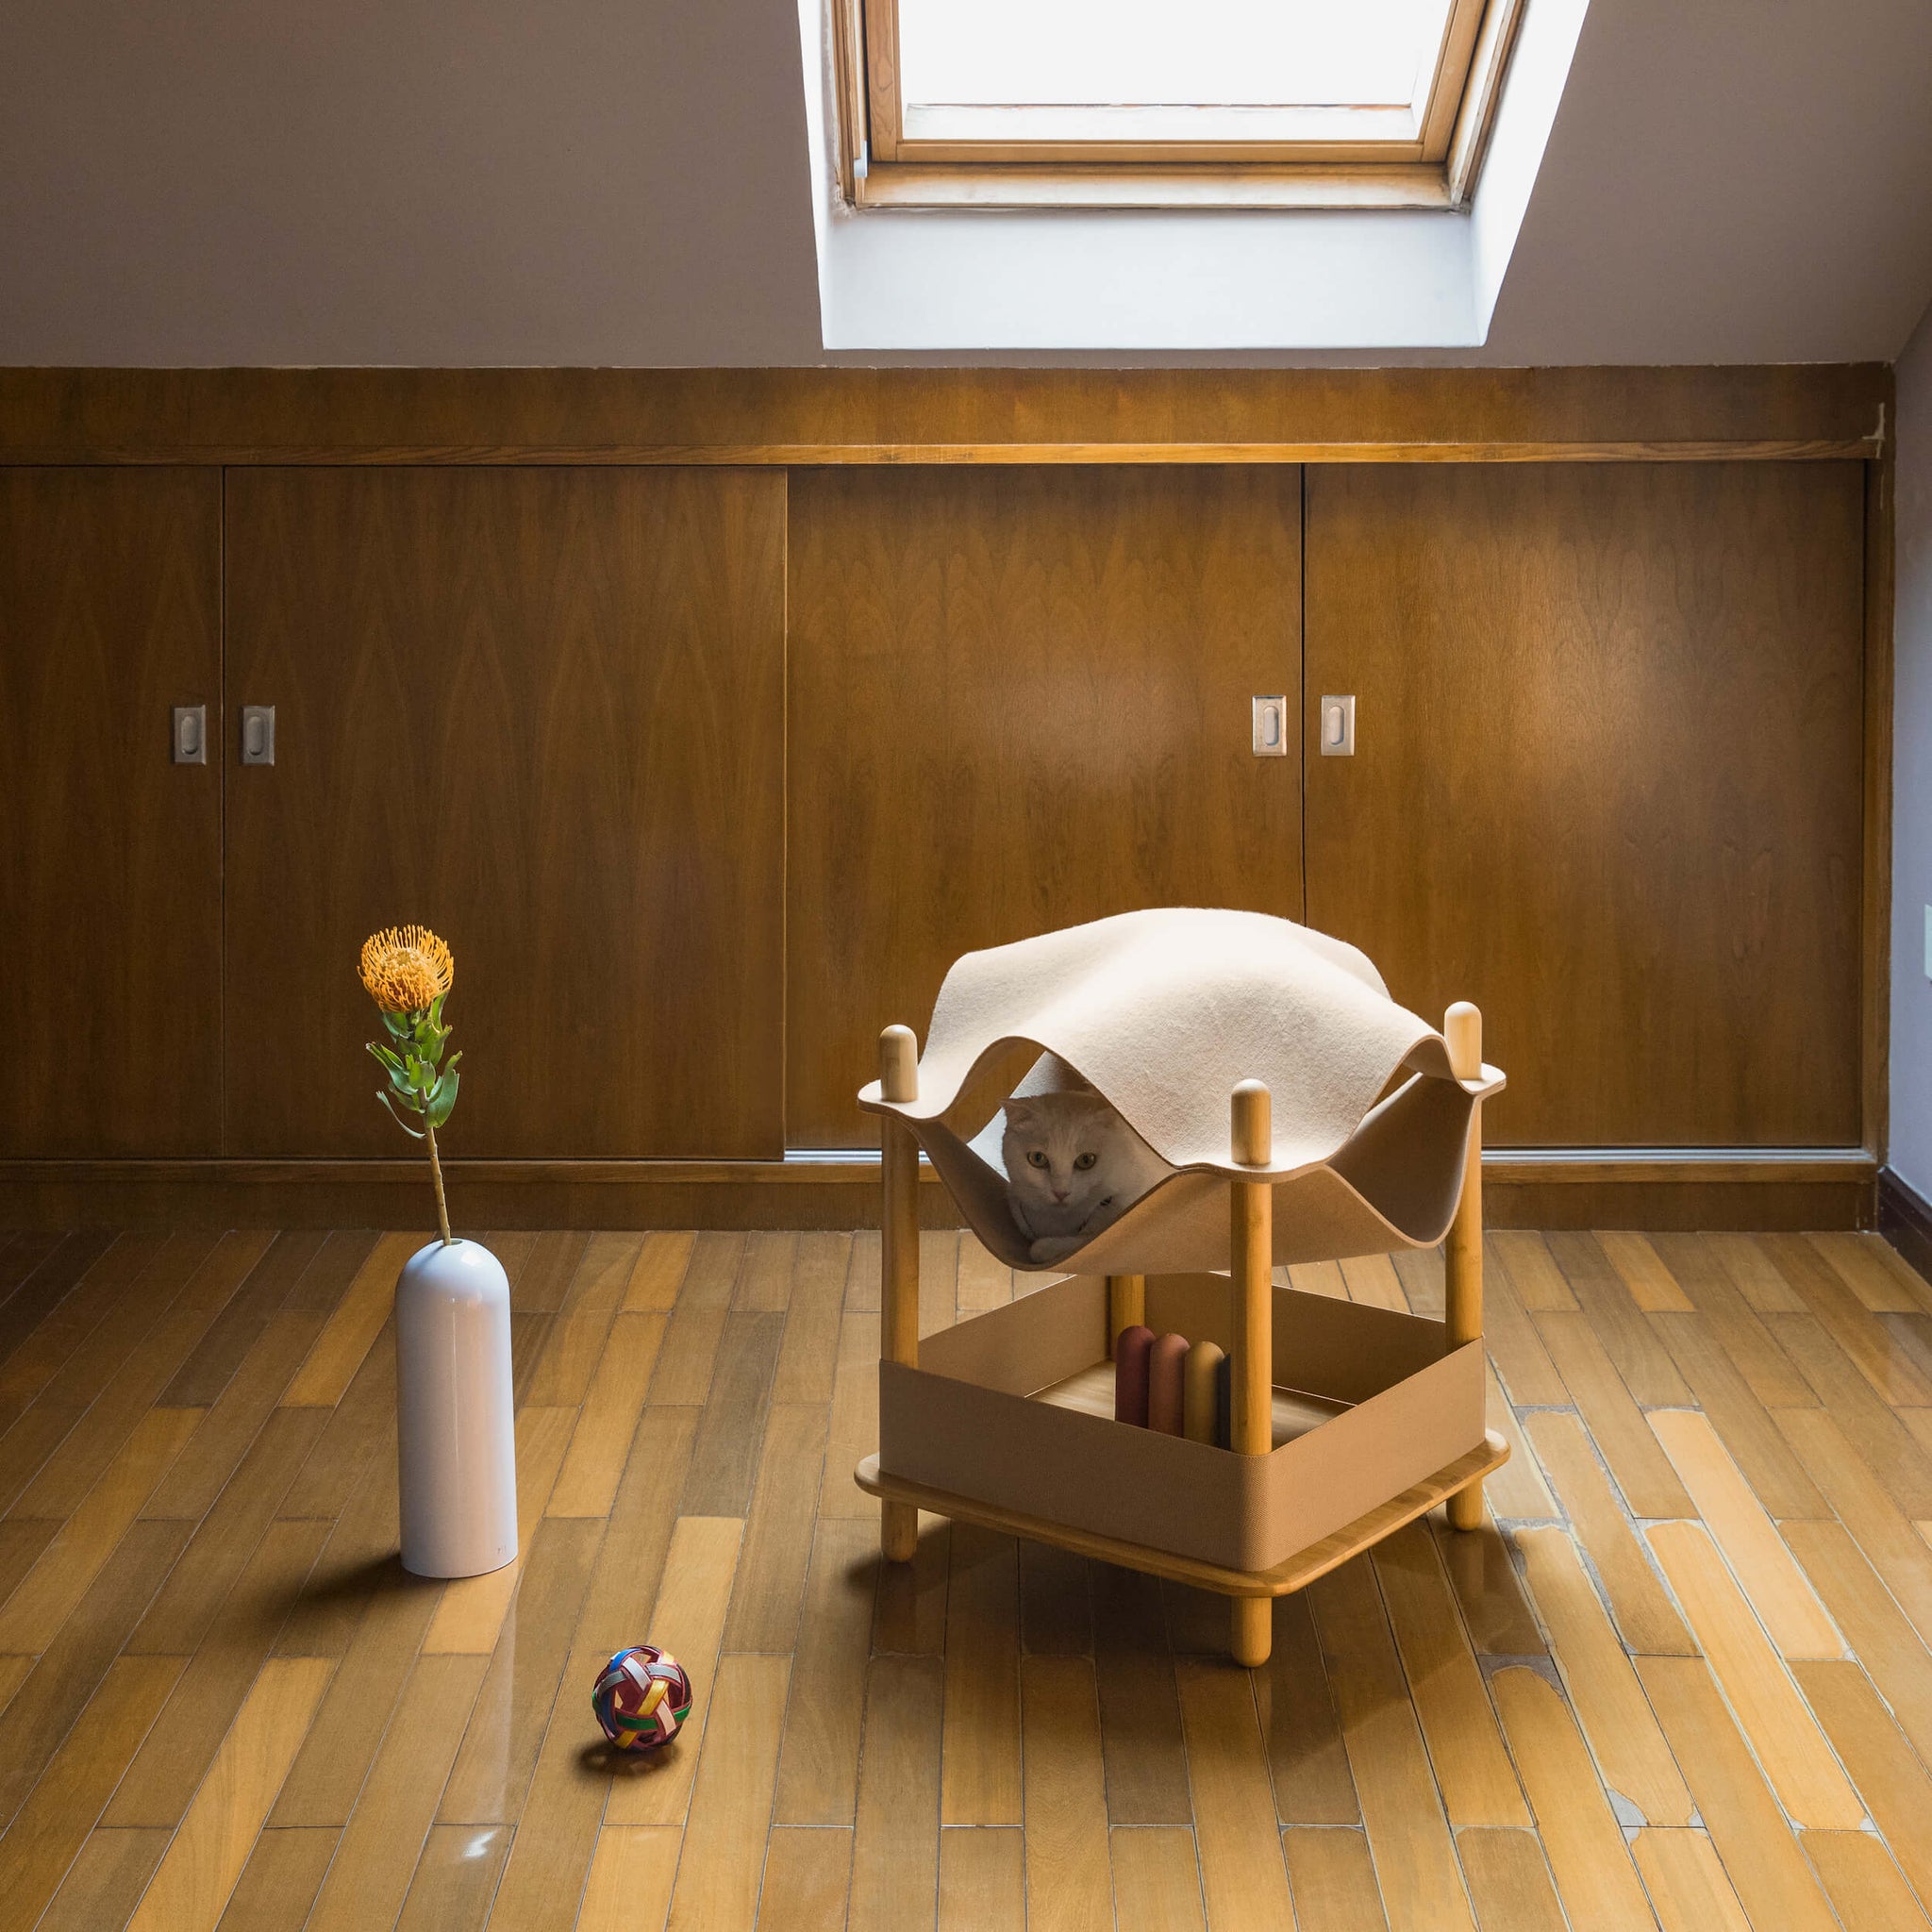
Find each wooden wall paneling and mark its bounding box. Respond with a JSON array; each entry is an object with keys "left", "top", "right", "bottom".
[
  {"left": 221, "top": 466, "right": 786, "bottom": 1158},
  {"left": 1304, "top": 461, "right": 1866, "bottom": 1150},
  {"left": 0, "top": 469, "right": 223, "bottom": 1156},
  {"left": 785, "top": 464, "right": 1305, "bottom": 1147},
  {"left": 0, "top": 366, "right": 1889, "bottom": 466}
]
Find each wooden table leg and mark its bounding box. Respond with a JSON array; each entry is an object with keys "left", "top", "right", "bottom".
[
  {"left": 1230, "top": 1078, "right": 1274, "bottom": 1667},
  {"left": 879, "top": 1024, "right": 921, "bottom": 1564},
  {"left": 1444, "top": 1002, "right": 1487, "bottom": 1534}
]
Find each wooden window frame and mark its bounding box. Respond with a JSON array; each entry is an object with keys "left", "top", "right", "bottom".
[{"left": 832, "top": 0, "right": 1524, "bottom": 210}]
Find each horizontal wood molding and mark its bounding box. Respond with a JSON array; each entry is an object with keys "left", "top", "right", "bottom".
[
  {"left": 0, "top": 366, "right": 1890, "bottom": 466},
  {"left": 0, "top": 441, "right": 1886, "bottom": 467},
  {"left": 0, "top": 1149, "right": 1876, "bottom": 1233}
]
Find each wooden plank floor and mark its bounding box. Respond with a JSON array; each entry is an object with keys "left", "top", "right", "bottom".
[{"left": 3, "top": 1226, "right": 1932, "bottom": 1928}]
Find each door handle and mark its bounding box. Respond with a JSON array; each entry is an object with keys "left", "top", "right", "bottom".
[
  {"left": 240, "top": 705, "right": 275, "bottom": 766},
  {"left": 172, "top": 705, "right": 208, "bottom": 765},
  {"left": 1319, "top": 695, "right": 1356, "bottom": 757}
]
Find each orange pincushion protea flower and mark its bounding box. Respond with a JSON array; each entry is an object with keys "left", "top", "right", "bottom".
[{"left": 358, "top": 925, "right": 455, "bottom": 1014}]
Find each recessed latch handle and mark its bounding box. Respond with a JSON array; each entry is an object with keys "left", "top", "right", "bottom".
[
  {"left": 172, "top": 704, "right": 207, "bottom": 765},
  {"left": 240, "top": 705, "right": 276, "bottom": 766}
]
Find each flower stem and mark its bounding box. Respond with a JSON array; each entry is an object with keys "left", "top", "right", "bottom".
[{"left": 424, "top": 1115, "right": 453, "bottom": 1246}]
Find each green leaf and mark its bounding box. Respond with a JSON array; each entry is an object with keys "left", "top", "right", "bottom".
[
  {"left": 427, "top": 1065, "right": 460, "bottom": 1129},
  {"left": 381, "top": 1008, "right": 413, "bottom": 1041},
  {"left": 367, "top": 1042, "right": 407, "bottom": 1077},
  {"left": 377, "top": 1088, "right": 426, "bottom": 1139}
]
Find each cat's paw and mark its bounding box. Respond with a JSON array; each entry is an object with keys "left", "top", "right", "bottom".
[{"left": 1028, "top": 1235, "right": 1084, "bottom": 1266}]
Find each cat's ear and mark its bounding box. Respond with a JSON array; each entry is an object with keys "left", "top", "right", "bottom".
[{"left": 1003, "top": 1098, "right": 1038, "bottom": 1129}]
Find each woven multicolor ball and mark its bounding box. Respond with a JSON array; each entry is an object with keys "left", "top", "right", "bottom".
[{"left": 591, "top": 1644, "right": 692, "bottom": 1753}]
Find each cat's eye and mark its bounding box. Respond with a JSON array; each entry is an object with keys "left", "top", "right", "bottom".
[
  {"left": 1074, "top": 1152, "right": 1098, "bottom": 1171},
  {"left": 1027, "top": 1150, "right": 1050, "bottom": 1169}
]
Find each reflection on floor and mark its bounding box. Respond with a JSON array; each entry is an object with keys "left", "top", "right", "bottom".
[{"left": 0, "top": 1223, "right": 1929, "bottom": 1928}]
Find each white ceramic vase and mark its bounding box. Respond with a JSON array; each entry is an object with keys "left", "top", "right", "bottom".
[{"left": 395, "top": 1236, "right": 518, "bottom": 1578}]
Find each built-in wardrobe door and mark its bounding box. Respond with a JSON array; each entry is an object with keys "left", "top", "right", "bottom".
[
  {"left": 1305, "top": 462, "right": 1865, "bottom": 1148},
  {"left": 223, "top": 467, "right": 786, "bottom": 1158},
  {"left": 787, "top": 465, "right": 1305, "bottom": 1148},
  {"left": 0, "top": 469, "right": 224, "bottom": 1157}
]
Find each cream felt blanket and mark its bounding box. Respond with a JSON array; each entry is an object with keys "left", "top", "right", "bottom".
[{"left": 858, "top": 908, "right": 1501, "bottom": 1274}]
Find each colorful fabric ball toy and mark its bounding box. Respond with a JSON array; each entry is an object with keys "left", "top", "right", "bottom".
[{"left": 591, "top": 1643, "right": 692, "bottom": 1752}]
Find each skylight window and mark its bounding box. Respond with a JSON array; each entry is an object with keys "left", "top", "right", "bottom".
[
  {"left": 901, "top": 0, "right": 1447, "bottom": 116},
  {"left": 832, "top": 0, "right": 1522, "bottom": 208}
]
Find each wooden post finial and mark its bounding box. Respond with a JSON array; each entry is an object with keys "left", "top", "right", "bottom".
[
  {"left": 1444, "top": 1001, "right": 1482, "bottom": 1082},
  {"left": 1231, "top": 1078, "right": 1272, "bottom": 1167},
  {"left": 879, "top": 1024, "right": 920, "bottom": 1103}
]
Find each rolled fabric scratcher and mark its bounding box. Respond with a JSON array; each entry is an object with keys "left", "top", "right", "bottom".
[
  {"left": 1184, "top": 1338, "right": 1225, "bottom": 1445},
  {"left": 1147, "top": 1332, "right": 1190, "bottom": 1436},
  {"left": 1114, "top": 1325, "right": 1155, "bottom": 1427}
]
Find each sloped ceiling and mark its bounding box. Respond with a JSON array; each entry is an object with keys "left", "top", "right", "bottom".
[
  {"left": 1480, "top": 0, "right": 1932, "bottom": 364},
  {"left": 1, "top": 0, "right": 1927, "bottom": 366}
]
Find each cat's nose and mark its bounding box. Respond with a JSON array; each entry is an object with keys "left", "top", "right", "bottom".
[{"left": 1053, "top": 1189, "right": 1069, "bottom": 1202}]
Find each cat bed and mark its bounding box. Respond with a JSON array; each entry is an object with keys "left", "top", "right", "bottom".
[
  {"left": 858, "top": 908, "right": 1504, "bottom": 1273},
  {"left": 858, "top": 907, "right": 1508, "bottom": 1667}
]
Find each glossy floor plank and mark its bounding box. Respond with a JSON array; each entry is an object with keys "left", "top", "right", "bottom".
[
  {"left": 1513, "top": 1526, "right": 1693, "bottom": 1826},
  {"left": 1628, "top": 1827, "right": 1752, "bottom": 1932},
  {"left": 1490, "top": 1667, "right": 1655, "bottom": 1931},
  {"left": 1175, "top": 1661, "right": 1295, "bottom": 1931},
  {"left": 1645, "top": 1519, "right": 1864, "bottom": 1827},
  {"left": 7, "top": 1223, "right": 1932, "bottom": 1929},
  {"left": 1111, "top": 1825, "right": 1206, "bottom": 1932},
  {"left": 126, "top": 1656, "right": 334, "bottom": 1932}
]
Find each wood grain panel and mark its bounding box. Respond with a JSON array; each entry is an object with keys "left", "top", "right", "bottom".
[
  {"left": 223, "top": 465, "right": 785, "bottom": 1158},
  {"left": 0, "top": 469, "right": 222, "bottom": 1156},
  {"left": 1305, "top": 462, "right": 1865, "bottom": 1147},
  {"left": 787, "top": 465, "right": 1303, "bottom": 1145}
]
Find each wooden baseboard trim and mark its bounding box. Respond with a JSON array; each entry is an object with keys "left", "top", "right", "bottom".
[
  {"left": 1483, "top": 1146, "right": 1873, "bottom": 1186},
  {"left": 1879, "top": 1166, "right": 1932, "bottom": 1282},
  {"left": 0, "top": 1145, "right": 1874, "bottom": 1185},
  {"left": 0, "top": 1146, "right": 1877, "bottom": 1232}
]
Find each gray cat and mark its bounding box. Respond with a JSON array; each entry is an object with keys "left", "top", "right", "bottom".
[{"left": 1003, "top": 1090, "right": 1170, "bottom": 1265}]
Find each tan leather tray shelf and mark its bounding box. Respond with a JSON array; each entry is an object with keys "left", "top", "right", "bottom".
[{"left": 860, "top": 1270, "right": 1500, "bottom": 1579}]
